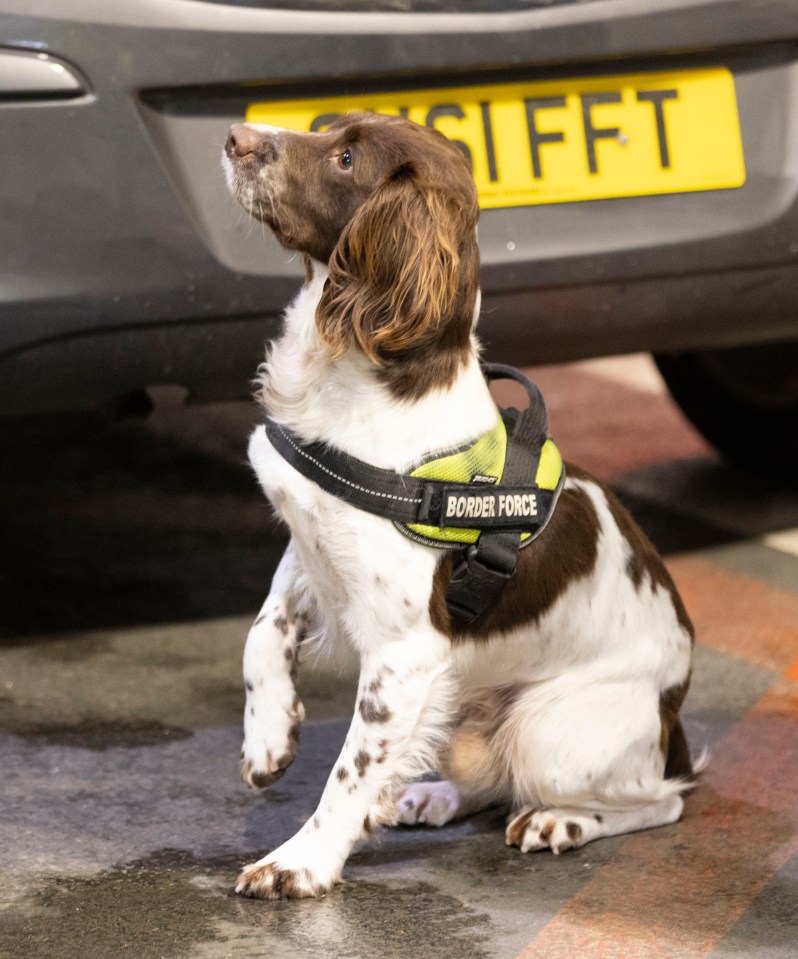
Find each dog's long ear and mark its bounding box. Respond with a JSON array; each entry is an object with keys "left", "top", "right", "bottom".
[{"left": 316, "top": 163, "right": 479, "bottom": 363}]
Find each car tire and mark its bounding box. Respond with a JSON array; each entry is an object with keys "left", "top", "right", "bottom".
[{"left": 654, "top": 341, "right": 798, "bottom": 476}]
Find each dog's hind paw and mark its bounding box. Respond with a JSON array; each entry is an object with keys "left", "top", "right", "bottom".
[
  {"left": 505, "top": 806, "right": 593, "bottom": 855},
  {"left": 396, "top": 781, "right": 461, "bottom": 827}
]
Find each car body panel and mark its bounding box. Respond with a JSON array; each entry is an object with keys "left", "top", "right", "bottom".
[{"left": 0, "top": 0, "right": 796, "bottom": 414}]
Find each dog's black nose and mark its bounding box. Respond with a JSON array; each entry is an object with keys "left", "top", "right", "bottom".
[{"left": 226, "top": 124, "right": 261, "bottom": 158}]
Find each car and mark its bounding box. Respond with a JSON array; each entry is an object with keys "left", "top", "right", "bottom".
[{"left": 1, "top": 0, "right": 796, "bottom": 471}]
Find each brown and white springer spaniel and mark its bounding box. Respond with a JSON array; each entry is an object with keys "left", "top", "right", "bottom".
[{"left": 223, "top": 113, "right": 696, "bottom": 900}]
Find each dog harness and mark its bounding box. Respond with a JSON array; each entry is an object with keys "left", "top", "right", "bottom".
[{"left": 265, "top": 363, "right": 565, "bottom": 628}]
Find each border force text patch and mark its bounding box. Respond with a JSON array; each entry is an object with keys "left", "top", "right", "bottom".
[{"left": 439, "top": 485, "right": 541, "bottom": 527}]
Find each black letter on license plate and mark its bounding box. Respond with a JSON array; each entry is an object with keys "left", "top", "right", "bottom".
[
  {"left": 524, "top": 97, "right": 566, "bottom": 179},
  {"left": 580, "top": 92, "right": 622, "bottom": 175},
  {"left": 480, "top": 102, "right": 499, "bottom": 182},
  {"left": 636, "top": 89, "right": 678, "bottom": 169},
  {"left": 426, "top": 105, "right": 473, "bottom": 169}
]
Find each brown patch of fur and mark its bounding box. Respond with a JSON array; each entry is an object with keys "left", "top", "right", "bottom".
[
  {"left": 359, "top": 698, "right": 392, "bottom": 724},
  {"left": 566, "top": 821, "right": 582, "bottom": 845},
  {"left": 603, "top": 486, "right": 694, "bottom": 640},
  {"left": 336, "top": 765, "right": 349, "bottom": 783},
  {"left": 430, "top": 467, "right": 600, "bottom": 641},
  {"left": 284, "top": 646, "right": 298, "bottom": 680},
  {"left": 354, "top": 750, "right": 371, "bottom": 777},
  {"left": 505, "top": 809, "right": 535, "bottom": 847},
  {"left": 660, "top": 681, "right": 694, "bottom": 781},
  {"left": 246, "top": 764, "right": 288, "bottom": 789},
  {"left": 236, "top": 863, "right": 319, "bottom": 900},
  {"left": 443, "top": 725, "right": 495, "bottom": 786},
  {"left": 539, "top": 819, "right": 556, "bottom": 843}
]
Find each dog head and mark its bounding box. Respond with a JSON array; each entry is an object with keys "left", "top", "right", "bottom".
[{"left": 224, "top": 113, "right": 480, "bottom": 374}]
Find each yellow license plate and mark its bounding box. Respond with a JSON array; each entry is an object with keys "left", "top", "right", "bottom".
[{"left": 247, "top": 67, "right": 745, "bottom": 209}]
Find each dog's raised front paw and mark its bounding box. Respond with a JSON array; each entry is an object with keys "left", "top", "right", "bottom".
[
  {"left": 396, "top": 781, "right": 460, "bottom": 827},
  {"left": 505, "top": 805, "right": 590, "bottom": 855},
  {"left": 240, "top": 693, "right": 304, "bottom": 788},
  {"left": 240, "top": 752, "right": 294, "bottom": 789},
  {"left": 240, "top": 721, "right": 300, "bottom": 788}
]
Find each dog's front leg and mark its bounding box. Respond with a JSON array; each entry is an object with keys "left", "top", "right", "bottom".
[
  {"left": 241, "top": 540, "right": 312, "bottom": 788},
  {"left": 236, "top": 625, "right": 452, "bottom": 899}
]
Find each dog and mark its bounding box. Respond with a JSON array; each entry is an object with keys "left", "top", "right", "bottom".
[{"left": 222, "top": 112, "right": 696, "bottom": 900}]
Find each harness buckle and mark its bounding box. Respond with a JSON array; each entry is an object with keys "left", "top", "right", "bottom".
[
  {"left": 418, "top": 482, "right": 443, "bottom": 526},
  {"left": 446, "top": 536, "right": 519, "bottom": 629}
]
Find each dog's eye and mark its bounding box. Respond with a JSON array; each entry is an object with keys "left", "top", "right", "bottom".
[{"left": 338, "top": 149, "right": 353, "bottom": 170}]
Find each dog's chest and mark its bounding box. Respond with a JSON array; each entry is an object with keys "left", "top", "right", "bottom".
[
  {"left": 248, "top": 423, "right": 438, "bottom": 635},
  {"left": 250, "top": 424, "right": 473, "bottom": 648}
]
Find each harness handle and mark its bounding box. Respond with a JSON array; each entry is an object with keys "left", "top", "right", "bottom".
[
  {"left": 480, "top": 362, "right": 549, "bottom": 442},
  {"left": 445, "top": 364, "right": 552, "bottom": 630}
]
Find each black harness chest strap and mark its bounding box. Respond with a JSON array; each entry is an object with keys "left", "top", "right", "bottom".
[
  {"left": 264, "top": 419, "right": 560, "bottom": 534},
  {"left": 265, "top": 419, "right": 429, "bottom": 524}
]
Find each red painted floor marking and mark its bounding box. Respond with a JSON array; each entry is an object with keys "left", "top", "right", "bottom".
[
  {"left": 784, "top": 658, "right": 798, "bottom": 683},
  {"left": 668, "top": 557, "right": 798, "bottom": 673},
  {"left": 516, "top": 679, "right": 798, "bottom": 959},
  {"left": 709, "top": 683, "right": 798, "bottom": 815}
]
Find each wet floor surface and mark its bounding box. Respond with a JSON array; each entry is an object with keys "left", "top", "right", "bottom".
[{"left": 1, "top": 357, "right": 797, "bottom": 958}]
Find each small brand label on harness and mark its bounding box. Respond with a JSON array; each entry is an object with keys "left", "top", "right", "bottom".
[{"left": 439, "top": 487, "right": 541, "bottom": 527}]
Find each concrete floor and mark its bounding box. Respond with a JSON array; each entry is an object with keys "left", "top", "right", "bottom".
[{"left": 1, "top": 355, "right": 797, "bottom": 958}]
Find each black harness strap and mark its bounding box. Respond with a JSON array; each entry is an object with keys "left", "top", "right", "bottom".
[{"left": 265, "top": 419, "right": 428, "bottom": 523}]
